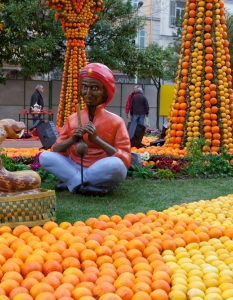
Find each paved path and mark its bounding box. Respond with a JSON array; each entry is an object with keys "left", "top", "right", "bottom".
[{"left": 1, "top": 140, "right": 42, "bottom": 149}]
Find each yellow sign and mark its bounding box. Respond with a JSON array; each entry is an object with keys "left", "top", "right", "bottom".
[{"left": 159, "top": 85, "right": 174, "bottom": 116}]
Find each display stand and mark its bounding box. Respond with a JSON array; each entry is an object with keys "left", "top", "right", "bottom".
[{"left": 19, "top": 110, "right": 54, "bottom": 132}]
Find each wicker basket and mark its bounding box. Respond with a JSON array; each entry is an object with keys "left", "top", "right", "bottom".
[{"left": 0, "top": 189, "right": 56, "bottom": 228}]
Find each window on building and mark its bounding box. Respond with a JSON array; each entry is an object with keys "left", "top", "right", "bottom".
[
  {"left": 170, "top": 0, "right": 185, "bottom": 27},
  {"left": 138, "top": 30, "right": 146, "bottom": 48},
  {"left": 131, "top": 0, "right": 143, "bottom": 10},
  {"left": 131, "top": 0, "right": 138, "bottom": 8}
]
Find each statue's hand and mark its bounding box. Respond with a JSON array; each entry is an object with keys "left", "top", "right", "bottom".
[
  {"left": 72, "top": 126, "right": 85, "bottom": 142},
  {"left": 84, "top": 121, "right": 97, "bottom": 143}
]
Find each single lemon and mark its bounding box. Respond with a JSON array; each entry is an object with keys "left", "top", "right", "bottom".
[
  {"left": 222, "top": 289, "right": 233, "bottom": 300},
  {"left": 203, "top": 278, "right": 219, "bottom": 288},
  {"left": 171, "top": 273, "right": 187, "bottom": 281},
  {"left": 172, "top": 277, "right": 187, "bottom": 286},
  {"left": 205, "top": 292, "right": 225, "bottom": 300},
  {"left": 187, "top": 288, "right": 205, "bottom": 299},
  {"left": 186, "top": 242, "right": 199, "bottom": 251},
  {"left": 219, "top": 282, "right": 233, "bottom": 292},
  {"left": 169, "top": 290, "right": 187, "bottom": 300},
  {"left": 188, "top": 269, "right": 203, "bottom": 278},
  {"left": 205, "top": 287, "right": 222, "bottom": 295},
  {"left": 187, "top": 276, "right": 203, "bottom": 283},
  {"left": 170, "top": 283, "right": 188, "bottom": 294},
  {"left": 188, "top": 281, "right": 206, "bottom": 292},
  {"left": 203, "top": 272, "right": 219, "bottom": 281}
]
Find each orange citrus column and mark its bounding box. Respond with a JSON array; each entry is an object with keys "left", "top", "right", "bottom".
[
  {"left": 45, "top": 0, "right": 104, "bottom": 127},
  {"left": 165, "top": 0, "right": 233, "bottom": 153}
]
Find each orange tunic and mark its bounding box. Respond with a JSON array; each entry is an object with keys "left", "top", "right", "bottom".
[{"left": 51, "top": 104, "right": 131, "bottom": 168}]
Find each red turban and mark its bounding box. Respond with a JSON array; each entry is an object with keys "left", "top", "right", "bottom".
[{"left": 79, "top": 63, "right": 116, "bottom": 105}]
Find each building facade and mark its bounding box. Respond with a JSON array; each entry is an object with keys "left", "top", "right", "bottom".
[{"left": 136, "top": 0, "right": 233, "bottom": 49}]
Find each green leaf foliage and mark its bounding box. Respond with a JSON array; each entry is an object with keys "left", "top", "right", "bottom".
[
  {"left": 128, "top": 164, "right": 156, "bottom": 179},
  {"left": 120, "top": 43, "right": 176, "bottom": 85},
  {"left": 86, "top": 0, "right": 145, "bottom": 71},
  {"left": 0, "top": 0, "right": 145, "bottom": 79},
  {"left": 0, "top": 0, "right": 65, "bottom": 78},
  {"left": 182, "top": 137, "right": 233, "bottom": 178}
]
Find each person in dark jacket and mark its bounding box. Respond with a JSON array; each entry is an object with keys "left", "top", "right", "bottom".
[
  {"left": 29, "top": 84, "right": 44, "bottom": 125},
  {"left": 130, "top": 87, "right": 149, "bottom": 125}
]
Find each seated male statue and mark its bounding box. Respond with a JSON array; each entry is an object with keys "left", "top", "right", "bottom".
[{"left": 39, "top": 63, "right": 131, "bottom": 196}]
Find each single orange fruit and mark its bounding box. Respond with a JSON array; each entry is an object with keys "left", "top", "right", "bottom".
[
  {"left": 116, "top": 286, "right": 134, "bottom": 300},
  {"left": 30, "top": 282, "right": 54, "bottom": 298},
  {"left": 12, "top": 225, "right": 30, "bottom": 238},
  {"left": 21, "top": 261, "right": 42, "bottom": 277},
  {"left": 98, "top": 293, "right": 121, "bottom": 300},
  {"left": 56, "top": 282, "right": 75, "bottom": 292},
  {"left": 26, "top": 270, "right": 45, "bottom": 281},
  {"left": 21, "top": 278, "right": 39, "bottom": 291},
  {"left": 12, "top": 294, "right": 33, "bottom": 300},
  {"left": 42, "top": 260, "right": 63, "bottom": 276},
  {"left": 53, "top": 288, "right": 71, "bottom": 299},
  {"left": 0, "top": 279, "right": 20, "bottom": 296},
  {"left": 9, "top": 287, "right": 29, "bottom": 300},
  {"left": 61, "top": 274, "right": 80, "bottom": 286},
  {"left": 41, "top": 275, "right": 60, "bottom": 290},
  {"left": 71, "top": 287, "right": 93, "bottom": 300},
  {"left": 132, "top": 291, "right": 151, "bottom": 300},
  {"left": 1, "top": 271, "right": 23, "bottom": 284},
  {"left": 150, "top": 289, "right": 168, "bottom": 300},
  {"left": 93, "top": 283, "right": 116, "bottom": 298}
]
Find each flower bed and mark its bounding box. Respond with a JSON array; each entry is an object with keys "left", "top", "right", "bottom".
[
  {"left": 2, "top": 135, "right": 233, "bottom": 182},
  {"left": 1, "top": 148, "right": 49, "bottom": 158}
]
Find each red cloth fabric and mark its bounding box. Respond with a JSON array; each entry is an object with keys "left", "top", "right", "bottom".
[
  {"left": 125, "top": 92, "right": 136, "bottom": 114},
  {"left": 51, "top": 103, "right": 131, "bottom": 168}
]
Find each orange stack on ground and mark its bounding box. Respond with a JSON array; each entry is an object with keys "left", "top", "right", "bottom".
[{"left": 1, "top": 195, "right": 233, "bottom": 299}]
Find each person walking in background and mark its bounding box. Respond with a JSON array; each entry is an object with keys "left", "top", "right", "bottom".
[
  {"left": 29, "top": 84, "right": 44, "bottom": 125},
  {"left": 125, "top": 85, "right": 138, "bottom": 119},
  {"left": 130, "top": 87, "right": 149, "bottom": 125}
]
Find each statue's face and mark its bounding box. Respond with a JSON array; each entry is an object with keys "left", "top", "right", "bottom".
[{"left": 81, "top": 77, "right": 107, "bottom": 107}]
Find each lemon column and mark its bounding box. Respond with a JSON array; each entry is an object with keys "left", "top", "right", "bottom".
[
  {"left": 165, "top": 0, "right": 233, "bottom": 153},
  {"left": 45, "top": 0, "right": 104, "bottom": 127}
]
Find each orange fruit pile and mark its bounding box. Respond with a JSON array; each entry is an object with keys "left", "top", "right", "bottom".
[
  {"left": 165, "top": 0, "right": 233, "bottom": 153},
  {"left": 1, "top": 194, "right": 233, "bottom": 299}
]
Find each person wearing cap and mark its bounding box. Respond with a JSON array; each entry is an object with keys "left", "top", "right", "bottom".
[
  {"left": 39, "top": 63, "right": 131, "bottom": 196},
  {"left": 29, "top": 84, "right": 44, "bottom": 125}
]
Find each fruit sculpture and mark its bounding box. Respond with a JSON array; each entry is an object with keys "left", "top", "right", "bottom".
[
  {"left": 165, "top": 0, "right": 233, "bottom": 154},
  {"left": 45, "top": 0, "right": 104, "bottom": 127},
  {"left": 0, "top": 122, "right": 41, "bottom": 196}
]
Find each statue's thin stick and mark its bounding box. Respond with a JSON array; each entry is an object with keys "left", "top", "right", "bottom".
[{"left": 76, "top": 104, "right": 82, "bottom": 127}]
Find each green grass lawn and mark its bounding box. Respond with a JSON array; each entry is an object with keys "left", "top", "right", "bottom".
[{"left": 41, "top": 177, "right": 233, "bottom": 224}]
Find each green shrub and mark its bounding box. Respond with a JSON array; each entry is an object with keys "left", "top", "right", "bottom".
[
  {"left": 155, "top": 169, "right": 175, "bottom": 180},
  {"left": 128, "top": 164, "right": 156, "bottom": 179},
  {"left": 182, "top": 137, "right": 233, "bottom": 178}
]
